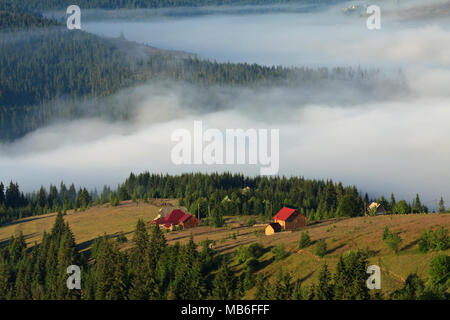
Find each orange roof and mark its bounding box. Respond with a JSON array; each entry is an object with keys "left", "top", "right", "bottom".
[{"left": 273, "top": 207, "right": 297, "bottom": 221}]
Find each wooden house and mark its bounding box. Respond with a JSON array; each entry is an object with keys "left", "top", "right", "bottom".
[{"left": 272, "top": 207, "right": 307, "bottom": 231}]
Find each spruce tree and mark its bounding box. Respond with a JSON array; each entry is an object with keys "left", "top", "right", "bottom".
[
  {"left": 438, "top": 197, "right": 446, "bottom": 213},
  {"left": 211, "top": 260, "right": 236, "bottom": 300},
  {"left": 129, "top": 219, "right": 158, "bottom": 300},
  {"left": 314, "top": 264, "right": 334, "bottom": 300},
  {"left": 254, "top": 273, "right": 269, "bottom": 300}
]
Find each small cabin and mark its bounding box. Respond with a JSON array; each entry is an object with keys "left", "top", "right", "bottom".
[
  {"left": 272, "top": 207, "right": 307, "bottom": 231},
  {"left": 368, "top": 202, "right": 387, "bottom": 215},
  {"left": 265, "top": 222, "right": 282, "bottom": 235}
]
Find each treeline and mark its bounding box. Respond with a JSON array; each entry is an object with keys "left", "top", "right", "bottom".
[
  {"left": 0, "top": 10, "right": 59, "bottom": 30},
  {"left": 0, "top": 0, "right": 340, "bottom": 12},
  {"left": 0, "top": 181, "right": 92, "bottom": 225},
  {"left": 111, "top": 172, "right": 366, "bottom": 227},
  {"left": 0, "top": 173, "right": 436, "bottom": 226},
  {"left": 1, "top": 215, "right": 447, "bottom": 300},
  {"left": 111, "top": 172, "right": 431, "bottom": 226}
]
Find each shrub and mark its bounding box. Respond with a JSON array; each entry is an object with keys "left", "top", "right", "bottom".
[
  {"left": 271, "top": 243, "right": 289, "bottom": 261},
  {"left": 429, "top": 254, "right": 450, "bottom": 285},
  {"left": 385, "top": 233, "right": 402, "bottom": 253},
  {"left": 247, "top": 243, "right": 264, "bottom": 259},
  {"left": 390, "top": 274, "right": 425, "bottom": 300},
  {"left": 418, "top": 230, "right": 437, "bottom": 253},
  {"left": 418, "top": 227, "right": 448, "bottom": 253},
  {"left": 299, "top": 231, "right": 311, "bottom": 249},
  {"left": 236, "top": 243, "right": 264, "bottom": 264},
  {"left": 382, "top": 226, "right": 391, "bottom": 241},
  {"left": 434, "top": 227, "right": 449, "bottom": 251},
  {"left": 382, "top": 226, "right": 402, "bottom": 253},
  {"left": 246, "top": 218, "right": 257, "bottom": 227},
  {"left": 243, "top": 257, "right": 259, "bottom": 273},
  {"left": 315, "top": 239, "right": 327, "bottom": 258}
]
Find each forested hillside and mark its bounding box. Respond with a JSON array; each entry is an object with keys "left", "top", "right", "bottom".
[
  {"left": 0, "top": 172, "right": 430, "bottom": 226},
  {"left": 1, "top": 0, "right": 342, "bottom": 12},
  {"left": 0, "top": 10, "right": 59, "bottom": 30},
  {"left": 0, "top": 9, "right": 373, "bottom": 141},
  {"left": 116, "top": 172, "right": 429, "bottom": 226},
  {"left": 1, "top": 212, "right": 448, "bottom": 300}
]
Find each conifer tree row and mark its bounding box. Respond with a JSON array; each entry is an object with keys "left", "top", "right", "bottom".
[{"left": 0, "top": 214, "right": 447, "bottom": 300}]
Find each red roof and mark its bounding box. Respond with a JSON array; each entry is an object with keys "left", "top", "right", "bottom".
[
  {"left": 154, "top": 209, "right": 187, "bottom": 225},
  {"left": 273, "top": 207, "right": 297, "bottom": 221},
  {"left": 179, "top": 213, "right": 192, "bottom": 223}
]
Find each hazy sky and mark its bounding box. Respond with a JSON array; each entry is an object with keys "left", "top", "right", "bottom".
[{"left": 2, "top": 1, "right": 450, "bottom": 208}]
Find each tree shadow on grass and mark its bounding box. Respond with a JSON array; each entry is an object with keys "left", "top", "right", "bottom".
[
  {"left": 76, "top": 230, "right": 133, "bottom": 256},
  {"left": 0, "top": 215, "right": 53, "bottom": 228},
  {"left": 298, "top": 271, "right": 315, "bottom": 283},
  {"left": 325, "top": 243, "right": 346, "bottom": 255},
  {"left": 253, "top": 256, "right": 275, "bottom": 273},
  {"left": 401, "top": 239, "right": 419, "bottom": 252}
]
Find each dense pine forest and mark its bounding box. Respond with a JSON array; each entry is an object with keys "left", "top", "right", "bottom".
[
  {"left": 0, "top": 0, "right": 343, "bottom": 12},
  {"left": 0, "top": 212, "right": 447, "bottom": 300},
  {"left": 0, "top": 10, "right": 59, "bottom": 30},
  {"left": 117, "top": 172, "right": 429, "bottom": 226},
  {"left": 0, "top": 181, "right": 91, "bottom": 225},
  {"left": 0, "top": 172, "right": 431, "bottom": 226},
  {"left": 0, "top": 9, "right": 377, "bottom": 141}
]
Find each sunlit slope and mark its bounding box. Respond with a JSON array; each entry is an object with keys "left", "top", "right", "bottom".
[
  {"left": 0, "top": 202, "right": 448, "bottom": 295},
  {"left": 235, "top": 214, "right": 450, "bottom": 297},
  {"left": 0, "top": 200, "right": 177, "bottom": 248}
]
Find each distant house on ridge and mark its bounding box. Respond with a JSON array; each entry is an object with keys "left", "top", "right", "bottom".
[
  {"left": 265, "top": 207, "right": 307, "bottom": 235},
  {"left": 368, "top": 202, "right": 387, "bottom": 215},
  {"left": 151, "top": 209, "right": 199, "bottom": 230}
]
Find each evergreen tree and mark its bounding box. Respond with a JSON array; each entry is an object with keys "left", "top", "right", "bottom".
[
  {"left": 299, "top": 231, "right": 311, "bottom": 249},
  {"left": 254, "top": 274, "right": 270, "bottom": 300},
  {"left": 129, "top": 220, "right": 159, "bottom": 300},
  {"left": 94, "top": 237, "right": 128, "bottom": 300},
  {"left": 333, "top": 251, "right": 370, "bottom": 300},
  {"left": 269, "top": 269, "right": 293, "bottom": 300},
  {"left": 314, "top": 264, "right": 334, "bottom": 300},
  {"left": 211, "top": 260, "right": 236, "bottom": 300},
  {"left": 438, "top": 197, "right": 446, "bottom": 213}
]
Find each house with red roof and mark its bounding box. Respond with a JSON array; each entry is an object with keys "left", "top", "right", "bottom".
[
  {"left": 151, "top": 209, "right": 199, "bottom": 230},
  {"left": 179, "top": 212, "right": 199, "bottom": 228},
  {"left": 266, "top": 207, "right": 307, "bottom": 234}
]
